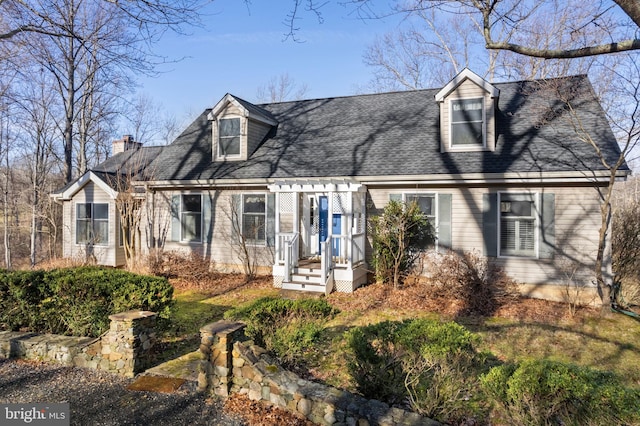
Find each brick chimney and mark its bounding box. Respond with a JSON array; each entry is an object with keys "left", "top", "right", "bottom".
[{"left": 112, "top": 135, "right": 142, "bottom": 155}]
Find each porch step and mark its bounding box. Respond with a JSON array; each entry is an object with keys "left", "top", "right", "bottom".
[
  {"left": 282, "top": 267, "right": 325, "bottom": 293},
  {"left": 290, "top": 273, "right": 322, "bottom": 285},
  {"left": 281, "top": 281, "right": 326, "bottom": 293}
]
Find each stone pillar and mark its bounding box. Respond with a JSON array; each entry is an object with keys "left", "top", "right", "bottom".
[
  {"left": 198, "top": 321, "right": 246, "bottom": 396},
  {"left": 106, "top": 310, "right": 157, "bottom": 377}
]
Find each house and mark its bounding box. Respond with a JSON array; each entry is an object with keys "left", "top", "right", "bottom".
[{"left": 51, "top": 69, "right": 629, "bottom": 301}]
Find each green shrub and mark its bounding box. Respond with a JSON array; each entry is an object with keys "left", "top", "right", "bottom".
[
  {"left": 369, "top": 200, "right": 434, "bottom": 288},
  {"left": 481, "top": 359, "right": 640, "bottom": 426},
  {"left": 346, "top": 318, "right": 485, "bottom": 422},
  {"left": 224, "top": 297, "right": 337, "bottom": 363},
  {"left": 0, "top": 267, "right": 174, "bottom": 337}
]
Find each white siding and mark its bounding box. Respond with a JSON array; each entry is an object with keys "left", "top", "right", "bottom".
[
  {"left": 440, "top": 79, "right": 496, "bottom": 152},
  {"left": 157, "top": 189, "right": 274, "bottom": 273},
  {"left": 67, "top": 182, "right": 119, "bottom": 266},
  {"left": 368, "top": 184, "right": 602, "bottom": 287}
]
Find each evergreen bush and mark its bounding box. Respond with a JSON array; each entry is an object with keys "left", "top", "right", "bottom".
[
  {"left": 481, "top": 359, "right": 640, "bottom": 425},
  {"left": 0, "top": 267, "right": 173, "bottom": 337},
  {"left": 346, "top": 318, "right": 485, "bottom": 422},
  {"left": 224, "top": 297, "right": 337, "bottom": 364}
]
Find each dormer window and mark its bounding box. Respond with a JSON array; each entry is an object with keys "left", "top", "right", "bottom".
[
  {"left": 209, "top": 93, "right": 278, "bottom": 162},
  {"left": 218, "top": 118, "right": 241, "bottom": 157},
  {"left": 435, "top": 69, "right": 499, "bottom": 153},
  {"left": 451, "top": 98, "right": 484, "bottom": 147}
]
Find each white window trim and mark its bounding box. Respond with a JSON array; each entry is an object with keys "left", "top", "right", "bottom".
[
  {"left": 396, "top": 192, "right": 440, "bottom": 250},
  {"left": 448, "top": 96, "right": 487, "bottom": 151},
  {"left": 241, "top": 192, "right": 269, "bottom": 247},
  {"left": 216, "top": 116, "right": 243, "bottom": 160},
  {"left": 497, "top": 192, "right": 540, "bottom": 259},
  {"left": 180, "top": 193, "right": 203, "bottom": 243},
  {"left": 75, "top": 202, "right": 109, "bottom": 246}
]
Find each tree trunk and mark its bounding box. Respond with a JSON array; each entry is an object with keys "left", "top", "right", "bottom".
[
  {"left": 63, "top": 35, "right": 76, "bottom": 184},
  {"left": 30, "top": 187, "right": 38, "bottom": 267}
]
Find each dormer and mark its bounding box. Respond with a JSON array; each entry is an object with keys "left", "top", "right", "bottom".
[
  {"left": 435, "top": 69, "right": 500, "bottom": 153},
  {"left": 207, "top": 94, "right": 278, "bottom": 161}
]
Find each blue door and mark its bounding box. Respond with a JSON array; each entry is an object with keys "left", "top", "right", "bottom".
[{"left": 318, "top": 196, "right": 328, "bottom": 254}]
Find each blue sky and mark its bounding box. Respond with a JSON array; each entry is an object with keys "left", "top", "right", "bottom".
[{"left": 137, "top": 1, "right": 405, "bottom": 122}]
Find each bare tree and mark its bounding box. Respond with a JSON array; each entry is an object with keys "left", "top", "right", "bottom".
[
  {"left": 13, "top": 70, "right": 60, "bottom": 267},
  {"left": 106, "top": 146, "right": 158, "bottom": 269},
  {"left": 362, "top": 1, "right": 612, "bottom": 92},
  {"left": 339, "top": 0, "right": 640, "bottom": 59},
  {"left": 0, "top": 0, "right": 208, "bottom": 41},
  {"left": 362, "top": 8, "right": 488, "bottom": 91},
  {"left": 256, "top": 73, "right": 309, "bottom": 103},
  {"left": 123, "top": 94, "right": 179, "bottom": 146}
]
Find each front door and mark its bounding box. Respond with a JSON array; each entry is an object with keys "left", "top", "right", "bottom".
[
  {"left": 318, "top": 196, "right": 329, "bottom": 254},
  {"left": 302, "top": 194, "right": 322, "bottom": 258},
  {"left": 302, "top": 194, "right": 343, "bottom": 258}
]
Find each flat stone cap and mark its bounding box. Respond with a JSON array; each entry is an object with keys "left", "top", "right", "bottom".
[
  {"left": 200, "top": 320, "right": 245, "bottom": 335},
  {"left": 109, "top": 310, "right": 157, "bottom": 321}
]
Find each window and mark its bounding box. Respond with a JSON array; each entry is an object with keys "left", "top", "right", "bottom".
[
  {"left": 181, "top": 194, "right": 202, "bottom": 242},
  {"left": 404, "top": 193, "right": 438, "bottom": 248},
  {"left": 450, "top": 98, "right": 484, "bottom": 147},
  {"left": 76, "top": 203, "right": 109, "bottom": 245},
  {"left": 499, "top": 194, "right": 536, "bottom": 257},
  {"left": 218, "top": 118, "right": 241, "bottom": 157},
  {"left": 405, "top": 194, "right": 436, "bottom": 223},
  {"left": 242, "top": 194, "right": 266, "bottom": 244}
]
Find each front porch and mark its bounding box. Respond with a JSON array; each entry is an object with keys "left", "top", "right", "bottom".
[{"left": 269, "top": 179, "right": 368, "bottom": 294}]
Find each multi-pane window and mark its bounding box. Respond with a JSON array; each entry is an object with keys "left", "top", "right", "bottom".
[
  {"left": 181, "top": 194, "right": 202, "bottom": 242},
  {"left": 500, "top": 194, "right": 535, "bottom": 257},
  {"left": 405, "top": 194, "right": 436, "bottom": 223},
  {"left": 242, "top": 194, "right": 266, "bottom": 244},
  {"left": 218, "top": 118, "right": 241, "bottom": 157},
  {"left": 76, "top": 203, "right": 108, "bottom": 245},
  {"left": 451, "top": 98, "right": 484, "bottom": 147}
]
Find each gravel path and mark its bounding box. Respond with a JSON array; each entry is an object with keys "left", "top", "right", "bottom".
[{"left": 0, "top": 359, "right": 246, "bottom": 425}]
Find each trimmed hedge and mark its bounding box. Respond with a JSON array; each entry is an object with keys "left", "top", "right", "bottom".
[{"left": 0, "top": 267, "right": 174, "bottom": 337}]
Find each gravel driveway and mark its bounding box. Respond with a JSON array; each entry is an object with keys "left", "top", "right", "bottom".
[{"left": 0, "top": 359, "right": 245, "bottom": 425}]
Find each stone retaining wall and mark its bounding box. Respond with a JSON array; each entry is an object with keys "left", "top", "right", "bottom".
[
  {"left": 0, "top": 310, "right": 156, "bottom": 378},
  {"left": 198, "top": 321, "right": 440, "bottom": 426}
]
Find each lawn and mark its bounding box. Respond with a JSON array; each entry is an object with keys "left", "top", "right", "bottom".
[{"left": 161, "top": 273, "right": 640, "bottom": 391}]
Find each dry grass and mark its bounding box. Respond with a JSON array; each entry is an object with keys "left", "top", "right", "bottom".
[{"left": 165, "top": 271, "right": 640, "bottom": 396}]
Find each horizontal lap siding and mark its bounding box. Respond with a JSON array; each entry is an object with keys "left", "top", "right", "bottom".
[
  {"left": 440, "top": 80, "right": 496, "bottom": 152},
  {"left": 158, "top": 189, "right": 274, "bottom": 273},
  {"left": 368, "top": 185, "right": 602, "bottom": 286},
  {"left": 69, "top": 182, "right": 118, "bottom": 266},
  {"left": 62, "top": 202, "right": 72, "bottom": 259}
]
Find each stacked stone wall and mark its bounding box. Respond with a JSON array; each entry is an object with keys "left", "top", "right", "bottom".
[
  {"left": 198, "top": 321, "right": 440, "bottom": 426},
  {"left": 0, "top": 310, "right": 156, "bottom": 378}
]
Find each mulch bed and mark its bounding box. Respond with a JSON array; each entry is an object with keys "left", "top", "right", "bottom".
[
  {"left": 223, "top": 394, "right": 314, "bottom": 426},
  {"left": 327, "top": 279, "right": 599, "bottom": 323}
]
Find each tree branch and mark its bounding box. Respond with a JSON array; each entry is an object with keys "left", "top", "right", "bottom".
[{"left": 485, "top": 38, "right": 640, "bottom": 58}]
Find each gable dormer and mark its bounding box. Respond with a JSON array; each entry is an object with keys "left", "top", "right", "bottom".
[
  {"left": 208, "top": 94, "right": 278, "bottom": 161},
  {"left": 435, "top": 69, "right": 500, "bottom": 153}
]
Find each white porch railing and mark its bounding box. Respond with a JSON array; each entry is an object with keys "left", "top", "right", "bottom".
[
  {"left": 320, "top": 239, "right": 334, "bottom": 296},
  {"left": 329, "top": 233, "right": 365, "bottom": 267},
  {"left": 281, "top": 233, "right": 299, "bottom": 283}
]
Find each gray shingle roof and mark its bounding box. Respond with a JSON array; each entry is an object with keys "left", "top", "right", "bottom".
[
  {"left": 144, "top": 75, "right": 627, "bottom": 182},
  {"left": 53, "top": 146, "right": 165, "bottom": 194}
]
